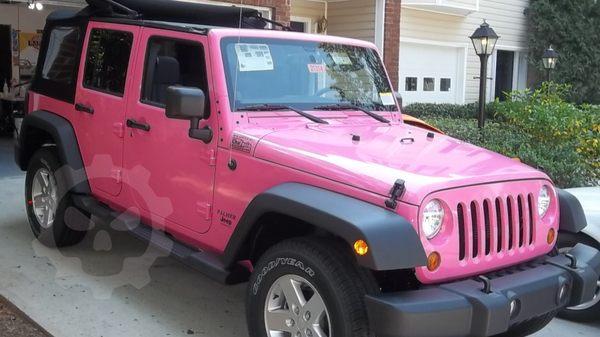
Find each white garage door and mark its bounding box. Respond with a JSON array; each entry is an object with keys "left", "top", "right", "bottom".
[{"left": 399, "top": 42, "right": 465, "bottom": 105}]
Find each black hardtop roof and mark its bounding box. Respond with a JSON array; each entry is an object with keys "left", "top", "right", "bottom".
[{"left": 46, "top": 0, "right": 268, "bottom": 30}]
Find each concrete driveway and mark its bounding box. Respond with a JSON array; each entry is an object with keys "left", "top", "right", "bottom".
[{"left": 1, "top": 138, "right": 600, "bottom": 337}]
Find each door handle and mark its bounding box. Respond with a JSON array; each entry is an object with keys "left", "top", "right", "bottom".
[
  {"left": 75, "top": 103, "right": 94, "bottom": 114},
  {"left": 126, "top": 119, "right": 151, "bottom": 132}
]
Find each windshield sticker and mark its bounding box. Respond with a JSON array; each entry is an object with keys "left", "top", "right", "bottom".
[
  {"left": 308, "top": 64, "right": 327, "bottom": 73},
  {"left": 330, "top": 52, "right": 353, "bottom": 65},
  {"left": 235, "top": 43, "right": 274, "bottom": 72},
  {"left": 380, "top": 92, "right": 396, "bottom": 106}
]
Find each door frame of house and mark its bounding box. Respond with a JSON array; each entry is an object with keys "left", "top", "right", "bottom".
[
  {"left": 399, "top": 37, "right": 469, "bottom": 104},
  {"left": 489, "top": 45, "right": 528, "bottom": 102}
]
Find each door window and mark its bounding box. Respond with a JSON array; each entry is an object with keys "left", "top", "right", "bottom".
[
  {"left": 83, "top": 29, "right": 133, "bottom": 96},
  {"left": 141, "top": 37, "right": 209, "bottom": 108}
]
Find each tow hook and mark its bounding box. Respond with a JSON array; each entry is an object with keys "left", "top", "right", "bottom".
[
  {"left": 476, "top": 275, "right": 493, "bottom": 294},
  {"left": 385, "top": 179, "right": 406, "bottom": 209},
  {"left": 565, "top": 253, "right": 578, "bottom": 268}
]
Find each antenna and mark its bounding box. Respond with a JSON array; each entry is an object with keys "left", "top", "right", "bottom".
[{"left": 228, "top": 0, "right": 245, "bottom": 164}]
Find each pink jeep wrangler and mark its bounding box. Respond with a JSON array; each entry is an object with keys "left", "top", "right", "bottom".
[{"left": 14, "top": 1, "right": 600, "bottom": 336}]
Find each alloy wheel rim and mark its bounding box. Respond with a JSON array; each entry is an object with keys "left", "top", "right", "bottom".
[
  {"left": 31, "top": 168, "right": 58, "bottom": 229},
  {"left": 264, "top": 274, "right": 331, "bottom": 337}
]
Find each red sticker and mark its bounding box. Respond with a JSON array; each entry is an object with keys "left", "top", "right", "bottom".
[{"left": 308, "top": 64, "right": 327, "bottom": 73}]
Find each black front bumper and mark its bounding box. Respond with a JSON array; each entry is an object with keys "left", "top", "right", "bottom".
[{"left": 366, "top": 244, "right": 600, "bottom": 337}]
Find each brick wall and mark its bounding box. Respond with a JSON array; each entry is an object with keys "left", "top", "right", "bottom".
[
  {"left": 383, "top": 0, "right": 401, "bottom": 90},
  {"left": 217, "top": 0, "right": 291, "bottom": 23}
]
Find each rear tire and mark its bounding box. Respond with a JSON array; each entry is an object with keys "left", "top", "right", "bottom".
[
  {"left": 247, "top": 237, "right": 378, "bottom": 337},
  {"left": 25, "top": 147, "right": 87, "bottom": 247},
  {"left": 556, "top": 232, "right": 600, "bottom": 322}
]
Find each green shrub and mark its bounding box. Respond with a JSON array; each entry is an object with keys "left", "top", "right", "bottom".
[
  {"left": 423, "top": 117, "right": 595, "bottom": 188},
  {"left": 403, "top": 102, "right": 497, "bottom": 119},
  {"left": 494, "top": 83, "right": 599, "bottom": 184}
]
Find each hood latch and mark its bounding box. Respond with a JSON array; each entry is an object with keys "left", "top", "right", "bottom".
[{"left": 385, "top": 179, "right": 406, "bottom": 209}]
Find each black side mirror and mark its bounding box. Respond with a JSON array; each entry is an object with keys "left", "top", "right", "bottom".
[
  {"left": 394, "top": 92, "right": 403, "bottom": 108},
  {"left": 166, "top": 86, "right": 212, "bottom": 143}
]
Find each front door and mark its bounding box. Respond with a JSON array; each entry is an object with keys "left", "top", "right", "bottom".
[
  {"left": 495, "top": 50, "right": 514, "bottom": 101},
  {"left": 74, "top": 23, "right": 139, "bottom": 197},
  {"left": 123, "top": 28, "right": 217, "bottom": 234}
]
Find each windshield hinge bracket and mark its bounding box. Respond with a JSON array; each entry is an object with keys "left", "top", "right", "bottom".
[{"left": 385, "top": 179, "right": 405, "bottom": 209}]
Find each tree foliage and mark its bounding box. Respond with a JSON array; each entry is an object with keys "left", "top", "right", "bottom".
[{"left": 527, "top": 0, "right": 600, "bottom": 104}]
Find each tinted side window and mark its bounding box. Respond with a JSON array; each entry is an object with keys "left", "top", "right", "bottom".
[
  {"left": 141, "top": 37, "right": 208, "bottom": 106},
  {"left": 41, "top": 26, "right": 81, "bottom": 84},
  {"left": 83, "top": 29, "right": 133, "bottom": 96}
]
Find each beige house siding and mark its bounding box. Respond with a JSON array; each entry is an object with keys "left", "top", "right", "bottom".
[
  {"left": 327, "top": 0, "right": 377, "bottom": 43},
  {"left": 400, "top": 0, "right": 530, "bottom": 103}
]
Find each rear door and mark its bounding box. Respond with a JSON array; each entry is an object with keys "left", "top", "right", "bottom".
[{"left": 73, "top": 22, "right": 139, "bottom": 197}]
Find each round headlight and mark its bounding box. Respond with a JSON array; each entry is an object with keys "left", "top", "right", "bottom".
[
  {"left": 422, "top": 200, "right": 444, "bottom": 239},
  {"left": 538, "top": 186, "right": 551, "bottom": 218}
]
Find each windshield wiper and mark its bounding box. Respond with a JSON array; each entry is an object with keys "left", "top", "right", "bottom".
[
  {"left": 238, "top": 104, "right": 329, "bottom": 124},
  {"left": 313, "top": 104, "right": 390, "bottom": 123}
]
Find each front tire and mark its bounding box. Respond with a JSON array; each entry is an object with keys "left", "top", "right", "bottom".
[
  {"left": 25, "top": 147, "right": 87, "bottom": 247},
  {"left": 247, "top": 238, "right": 378, "bottom": 337}
]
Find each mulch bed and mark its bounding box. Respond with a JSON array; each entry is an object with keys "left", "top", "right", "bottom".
[{"left": 0, "top": 295, "right": 52, "bottom": 337}]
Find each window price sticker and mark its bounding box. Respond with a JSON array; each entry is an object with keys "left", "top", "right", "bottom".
[
  {"left": 235, "top": 43, "right": 274, "bottom": 72},
  {"left": 379, "top": 92, "right": 396, "bottom": 106},
  {"left": 330, "top": 52, "right": 353, "bottom": 65}
]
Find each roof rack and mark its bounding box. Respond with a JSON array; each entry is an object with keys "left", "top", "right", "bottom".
[{"left": 85, "top": 0, "right": 290, "bottom": 30}]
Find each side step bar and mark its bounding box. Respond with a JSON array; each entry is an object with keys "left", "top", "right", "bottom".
[{"left": 69, "top": 195, "right": 250, "bottom": 285}]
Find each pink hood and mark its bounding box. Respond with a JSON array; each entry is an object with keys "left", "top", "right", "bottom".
[{"left": 251, "top": 120, "right": 549, "bottom": 206}]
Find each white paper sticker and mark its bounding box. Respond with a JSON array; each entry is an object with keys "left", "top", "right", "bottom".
[
  {"left": 235, "top": 43, "right": 274, "bottom": 72},
  {"left": 380, "top": 92, "right": 396, "bottom": 106},
  {"left": 330, "top": 52, "right": 352, "bottom": 65}
]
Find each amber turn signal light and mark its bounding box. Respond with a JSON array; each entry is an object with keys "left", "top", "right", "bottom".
[
  {"left": 354, "top": 240, "right": 369, "bottom": 256},
  {"left": 427, "top": 252, "right": 441, "bottom": 271},
  {"left": 547, "top": 228, "right": 556, "bottom": 245}
]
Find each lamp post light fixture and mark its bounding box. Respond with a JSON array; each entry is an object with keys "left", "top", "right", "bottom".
[
  {"left": 470, "top": 20, "right": 499, "bottom": 129},
  {"left": 542, "top": 46, "right": 559, "bottom": 82}
]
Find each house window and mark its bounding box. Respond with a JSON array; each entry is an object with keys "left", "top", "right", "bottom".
[
  {"left": 440, "top": 78, "right": 451, "bottom": 92},
  {"left": 423, "top": 77, "right": 435, "bottom": 92},
  {"left": 83, "top": 29, "right": 133, "bottom": 96},
  {"left": 290, "top": 17, "right": 312, "bottom": 33},
  {"left": 290, "top": 21, "right": 307, "bottom": 32},
  {"left": 405, "top": 77, "right": 417, "bottom": 91}
]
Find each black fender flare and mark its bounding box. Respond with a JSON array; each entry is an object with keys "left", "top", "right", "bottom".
[
  {"left": 557, "top": 189, "right": 587, "bottom": 234},
  {"left": 16, "top": 110, "right": 90, "bottom": 195},
  {"left": 222, "top": 183, "right": 428, "bottom": 271}
]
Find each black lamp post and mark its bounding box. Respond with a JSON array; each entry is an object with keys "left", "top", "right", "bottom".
[
  {"left": 542, "top": 46, "right": 559, "bottom": 82},
  {"left": 470, "top": 20, "right": 498, "bottom": 129}
]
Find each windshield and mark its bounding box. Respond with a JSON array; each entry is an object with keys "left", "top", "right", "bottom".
[{"left": 221, "top": 37, "right": 397, "bottom": 112}]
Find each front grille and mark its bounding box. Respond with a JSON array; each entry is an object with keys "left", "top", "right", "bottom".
[{"left": 457, "top": 193, "right": 536, "bottom": 261}]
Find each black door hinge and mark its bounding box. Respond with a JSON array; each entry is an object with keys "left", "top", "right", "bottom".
[{"left": 385, "top": 179, "right": 405, "bottom": 209}]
